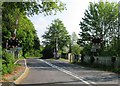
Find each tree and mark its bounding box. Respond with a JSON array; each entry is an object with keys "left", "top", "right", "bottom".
[
  {"left": 71, "top": 32, "right": 78, "bottom": 45},
  {"left": 41, "top": 45, "right": 54, "bottom": 59},
  {"left": 17, "top": 15, "right": 40, "bottom": 57},
  {"left": 2, "top": 7, "right": 40, "bottom": 57},
  {"left": 2, "top": 1, "right": 66, "bottom": 16},
  {"left": 2, "top": 0, "right": 66, "bottom": 45},
  {"left": 2, "top": 0, "right": 66, "bottom": 47},
  {"left": 1, "top": 0, "right": 66, "bottom": 74},
  {"left": 78, "top": 1, "right": 118, "bottom": 56},
  {"left": 71, "top": 44, "right": 81, "bottom": 55},
  {"left": 42, "top": 19, "right": 70, "bottom": 53},
  {"left": 70, "top": 32, "right": 81, "bottom": 55},
  {"left": 2, "top": 0, "right": 66, "bottom": 57}
]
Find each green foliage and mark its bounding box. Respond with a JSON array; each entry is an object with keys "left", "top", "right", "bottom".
[
  {"left": 81, "top": 44, "right": 91, "bottom": 55},
  {"left": 2, "top": 64, "right": 8, "bottom": 75},
  {"left": 113, "top": 68, "right": 120, "bottom": 74},
  {"left": 62, "top": 46, "right": 69, "bottom": 53},
  {"left": 41, "top": 45, "right": 53, "bottom": 59},
  {"left": 34, "top": 50, "right": 43, "bottom": 57},
  {"left": 42, "top": 19, "right": 70, "bottom": 52},
  {"left": 2, "top": 5, "right": 40, "bottom": 57},
  {"left": 7, "top": 62, "right": 15, "bottom": 74},
  {"left": 0, "top": 63, "right": 1, "bottom": 76},
  {"left": 70, "top": 32, "right": 81, "bottom": 55},
  {"left": 26, "top": 49, "right": 42, "bottom": 57},
  {"left": 17, "top": 15, "right": 40, "bottom": 57},
  {"left": 2, "top": 51, "right": 15, "bottom": 75},
  {"left": 2, "top": 1, "right": 66, "bottom": 57},
  {"left": 2, "top": 1, "right": 66, "bottom": 16},
  {"left": 2, "top": 51, "right": 15, "bottom": 64},
  {"left": 71, "top": 44, "right": 81, "bottom": 55},
  {"left": 100, "top": 39, "right": 120, "bottom": 56},
  {"left": 0, "top": 46, "right": 2, "bottom": 56},
  {"left": 71, "top": 32, "right": 78, "bottom": 45},
  {"left": 1, "top": 0, "right": 66, "bottom": 75},
  {"left": 78, "top": 1, "right": 118, "bottom": 56}
]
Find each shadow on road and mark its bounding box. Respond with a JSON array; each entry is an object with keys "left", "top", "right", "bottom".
[
  {"left": 84, "top": 73, "right": 120, "bottom": 82},
  {"left": 12, "top": 58, "right": 120, "bottom": 86},
  {"left": 45, "top": 59, "right": 120, "bottom": 83}
]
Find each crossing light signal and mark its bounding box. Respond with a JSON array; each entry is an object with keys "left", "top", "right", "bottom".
[
  {"left": 92, "top": 37, "right": 102, "bottom": 44},
  {"left": 7, "top": 38, "right": 19, "bottom": 48}
]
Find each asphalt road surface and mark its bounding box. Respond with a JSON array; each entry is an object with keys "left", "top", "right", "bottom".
[{"left": 17, "top": 58, "right": 120, "bottom": 86}]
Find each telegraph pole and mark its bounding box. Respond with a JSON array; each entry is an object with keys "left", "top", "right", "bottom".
[{"left": 53, "top": 36, "right": 58, "bottom": 59}]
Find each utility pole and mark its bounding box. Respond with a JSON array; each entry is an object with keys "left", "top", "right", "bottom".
[{"left": 54, "top": 35, "right": 58, "bottom": 59}]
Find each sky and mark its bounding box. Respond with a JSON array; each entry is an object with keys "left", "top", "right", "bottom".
[{"left": 28, "top": 0, "right": 119, "bottom": 41}]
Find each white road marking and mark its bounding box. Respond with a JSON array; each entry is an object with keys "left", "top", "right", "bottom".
[
  {"left": 14, "top": 59, "right": 28, "bottom": 84},
  {"left": 24, "top": 59, "right": 27, "bottom": 67},
  {"left": 90, "top": 81, "right": 96, "bottom": 84},
  {"left": 39, "top": 59, "right": 97, "bottom": 86}
]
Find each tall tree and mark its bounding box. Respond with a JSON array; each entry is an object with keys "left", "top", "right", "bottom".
[
  {"left": 78, "top": 1, "right": 118, "bottom": 55},
  {"left": 71, "top": 32, "right": 78, "bottom": 45},
  {"left": 71, "top": 32, "right": 81, "bottom": 55},
  {"left": 2, "top": 0, "right": 66, "bottom": 57},
  {"left": 17, "top": 15, "right": 40, "bottom": 57},
  {"left": 42, "top": 19, "right": 70, "bottom": 52},
  {"left": 2, "top": 0, "right": 66, "bottom": 48}
]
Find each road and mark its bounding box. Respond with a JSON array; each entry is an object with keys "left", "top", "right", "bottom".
[{"left": 17, "top": 58, "right": 120, "bottom": 86}]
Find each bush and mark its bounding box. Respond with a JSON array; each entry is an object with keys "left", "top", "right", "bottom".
[
  {"left": 2, "top": 50, "right": 15, "bottom": 75},
  {"left": 113, "top": 68, "right": 120, "bottom": 74},
  {"left": 61, "top": 53, "right": 68, "bottom": 59},
  {"left": 0, "top": 59, "right": 2, "bottom": 79},
  {"left": 41, "top": 45, "right": 53, "bottom": 59},
  {"left": 2, "top": 51, "right": 15, "bottom": 64},
  {"left": 2, "top": 64, "right": 8, "bottom": 75},
  {"left": 7, "top": 63, "right": 14, "bottom": 74},
  {"left": 25, "top": 49, "right": 43, "bottom": 57},
  {"left": 34, "top": 50, "right": 43, "bottom": 57}
]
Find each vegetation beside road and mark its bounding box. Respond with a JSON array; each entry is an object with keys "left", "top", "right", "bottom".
[
  {"left": 1, "top": 66, "right": 25, "bottom": 82},
  {"left": 78, "top": 1, "right": 119, "bottom": 57},
  {"left": 75, "top": 1, "right": 120, "bottom": 74},
  {"left": 1, "top": 0, "right": 120, "bottom": 82},
  {"left": 2, "top": 51, "right": 15, "bottom": 75},
  {"left": 1, "top": 0, "right": 66, "bottom": 78}
]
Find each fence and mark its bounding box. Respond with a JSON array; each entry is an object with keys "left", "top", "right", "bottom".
[
  {"left": 67, "top": 53, "right": 120, "bottom": 67},
  {"left": 83, "top": 55, "right": 120, "bottom": 67}
]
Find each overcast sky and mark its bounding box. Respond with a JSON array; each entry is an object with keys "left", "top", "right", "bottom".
[{"left": 28, "top": 0, "right": 119, "bottom": 41}]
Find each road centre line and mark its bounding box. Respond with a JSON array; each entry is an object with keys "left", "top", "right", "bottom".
[{"left": 39, "top": 59, "right": 96, "bottom": 86}]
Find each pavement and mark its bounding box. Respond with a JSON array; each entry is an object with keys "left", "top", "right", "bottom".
[{"left": 16, "top": 58, "right": 120, "bottom": 86}]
